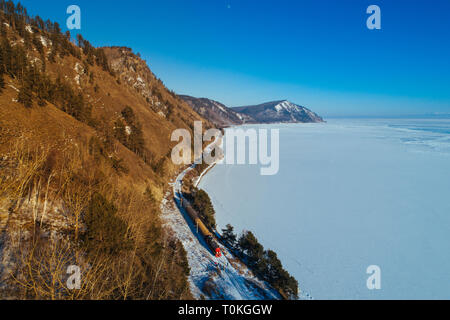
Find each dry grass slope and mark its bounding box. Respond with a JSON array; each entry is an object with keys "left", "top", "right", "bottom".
[{"left": 0, "top": 1, "right": 213, "bottom": 300}]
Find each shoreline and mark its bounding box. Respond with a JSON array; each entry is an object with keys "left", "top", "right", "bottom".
[
  {"left": 194, "top": 162, "right": 217, "bottom": 188},
  {"left": 191, "top": 127, "right": 310, "bottom": 300},
  {"left": 194, "top": 134, "right": 224, "bottom": 188},
  {"left": 194, "top": 125, "right": 313, "bottom": 300},
  {"left": 160, "top": 134, "right": 281, "bottom": 300}
]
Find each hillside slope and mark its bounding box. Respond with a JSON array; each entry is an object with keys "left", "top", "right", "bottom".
[
  {"left": 0, "top": 1, "right": 284, "bottom": 301},
  {"left": 0, "top": 2, "right": 211, "bottom": 299},
  {"left": 179, "top": 95, "right": 249, "bottom": 127}
]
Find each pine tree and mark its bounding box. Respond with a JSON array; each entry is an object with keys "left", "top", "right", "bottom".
[
  {"left": 83, "top": 193, "right": 133, "bottom": 255},
  {"left": 0, "top": 44, "right": 4, "bottom": 92},
  {"left": 32, "top": 34, "right": 44, "bottom": 55},
  {"left": 1, "top": 38, "right": 12, "bottom": 75},
  {"left": 36, "top": 72, "right": 49, "bottom": 107},
  {"left": 0, "top": 20, "right": 5, "bottom": 37},
  {"left": 17, "top": 82, "right": 33, "bottom": 107},
  {"left": 48, "top": 49, "right": 56, "bottom": 63},
  {"left": 238, "top": 231, "right": 265, "bottom": 270},
  {"left": 192, "top": 189, "right": 216, "bottom": 229},
  {"left": 0, "top": 73, "right": 5, "bottom": 93},
  {"left": 10, "top": 44, "right": 27, "bottom": 79},
  {"left": 221, "top": 224, "right": 237, "bottom": 248}
]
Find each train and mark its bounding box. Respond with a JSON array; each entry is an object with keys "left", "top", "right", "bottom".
[{"left": 181, "top": 198, "right": 220, "bottom": 255}]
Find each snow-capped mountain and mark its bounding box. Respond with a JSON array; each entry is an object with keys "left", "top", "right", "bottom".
[
  {"left": 234, "top": 100, "right": 324, "bottom": 124},
  {"left": 181, "top": 96, "right": 324, "bottom": 126}
]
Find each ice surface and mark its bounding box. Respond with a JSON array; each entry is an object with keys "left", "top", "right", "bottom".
[{"left": 199, "top": 119, "right": 450, "bottom": 299}]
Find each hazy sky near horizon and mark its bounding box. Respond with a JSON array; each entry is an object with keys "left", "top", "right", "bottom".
[{"left": 16, "top": 0, "right": 450, "bottom": 117}]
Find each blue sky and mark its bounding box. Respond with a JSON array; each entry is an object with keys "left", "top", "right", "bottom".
[{"left": 16, "top": 0, "right": 450, "bottom": 117}]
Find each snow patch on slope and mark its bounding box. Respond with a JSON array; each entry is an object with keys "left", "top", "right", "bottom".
[
  {"left": 212, "top": 101, "right": 228, "bottom": 114},
  {"left": 40, "top": 36, "right": 50, "bottom": 47},
  {"left": 274, "top": 101, "right": 301, "bottom": 113}
]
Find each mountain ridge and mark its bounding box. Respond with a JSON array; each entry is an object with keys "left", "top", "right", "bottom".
[
  {"left": 180, "top": 95, "right": 324, "bottom": 126},
  {"left": 179, "top": 95, "right": 249, "bottom": 127},
  {"left": 234, "top": 100, "right": 324, "bottom": 124}
]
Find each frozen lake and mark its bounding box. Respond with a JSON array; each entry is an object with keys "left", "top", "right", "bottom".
[{"left": 199, "top": 119, "right": 450, "bottom": 299}]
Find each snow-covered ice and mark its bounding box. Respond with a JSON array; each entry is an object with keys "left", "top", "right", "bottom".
[{"left": 199, "top": 118, "right": 450, "bottom": 300}]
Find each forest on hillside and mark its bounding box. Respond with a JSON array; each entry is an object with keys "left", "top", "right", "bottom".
[{"left": 0, "top": 0, "right": 193, "bottom": 299}]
